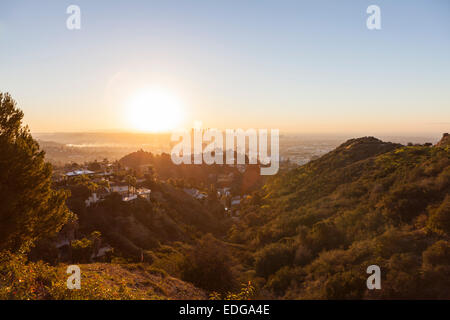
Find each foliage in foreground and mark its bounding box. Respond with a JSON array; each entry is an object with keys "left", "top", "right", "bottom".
[
  {"left": 0, "top": 252, "right": 139, "bottom": 300},
  {"left": 0, "top": 93, "right": 72, "bottom": 253}
]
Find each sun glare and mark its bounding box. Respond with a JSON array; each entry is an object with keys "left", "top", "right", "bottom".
[{"left": 126, "top": 88, "right": 184, "bottom": 132}]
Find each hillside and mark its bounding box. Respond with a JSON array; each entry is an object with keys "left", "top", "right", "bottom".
[
  {"left": 0, "top": 252, "right": 206, "bottom": 300},
  {"left": 66, "top": 180, "right": 229, "bottom": 262},
  {"left": 61, "top": 263, "right": 207, "bottom": 299},
  {"left": 230, "top": 134, "right": 450, "bottom": 299}
]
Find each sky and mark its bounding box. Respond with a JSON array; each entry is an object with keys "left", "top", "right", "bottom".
[{"left": 0, "top": 0, "right": 449, "bottom": 136}]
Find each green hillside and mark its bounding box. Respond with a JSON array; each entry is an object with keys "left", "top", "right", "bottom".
[{"left": 229, "top": 135, "right": 450, "bottom": 299}]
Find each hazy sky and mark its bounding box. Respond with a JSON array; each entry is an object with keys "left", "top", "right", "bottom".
[{"left": 0, "top": 0, "right": 449, "bottom": 135}]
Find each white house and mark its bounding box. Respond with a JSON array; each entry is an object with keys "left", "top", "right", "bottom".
[
  {"left": 85, "top": 193, "right": 100, "bottom": 207},
  {"left": 184, "top": 188, "right": 207, "bottom": 200},
  {"left": 122, "top": 194, "right": 138, "bottom": 202},
  {"left": 110, "top": 185, "right": 129, "bottom": 195},
  {"left": 136, "top": 188, "right": 151, "bottom": 201},
  {"left": 231, "top": 196, "right": 241, "bottom": 206},
  {"left": 65, "top": 169, "right": 95, "bottom": 177}
]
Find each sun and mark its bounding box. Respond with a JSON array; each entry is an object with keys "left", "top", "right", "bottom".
[{"left": 126, "top": 88, "right": 184, "bottom": 132}]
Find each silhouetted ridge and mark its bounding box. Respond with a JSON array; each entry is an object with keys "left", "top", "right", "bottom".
[
  {"left": 310, "top": 136, "right": 402, "bottom": 170},
  {"left": 436, "top": 133, "right": 450, "bottom": 147}
]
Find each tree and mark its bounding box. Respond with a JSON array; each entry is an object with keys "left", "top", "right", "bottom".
[
  {"left": 427, "top": 195, "right": 450, "bottom": 236},
  {"left": 145, "top": 165, "right": 155, "bottom": 179},
  {"left": 87, "top": 160, "right": 101, "bottom": 172},
  {"left": 208, "top": 184, "right": 218, "bottom": 201},
  {"left": 125, "top": 175, "right": 136, "bottom": 196},
  {"left": 71, "top": 238, "right": 93, "bottom": 263},
  {"left": 254, "top": 243, "right": 295, "bottom": 278},
  {"left": 0, "top": 93, "right": 72, "bottom": 252},
  {"left": 180, "top": 234, "right": 236, "bottom": 292}
]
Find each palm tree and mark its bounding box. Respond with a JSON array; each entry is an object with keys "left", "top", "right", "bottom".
[{"left": 125, "top": 175, "right": 137, "bottom": 197}]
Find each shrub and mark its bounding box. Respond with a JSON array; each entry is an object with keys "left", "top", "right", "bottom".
[
  {"left": 71, "top": 238, "right": 93, "bottom": 263},
  {"left": 254, "top": 243, "right": 294, "bottom": 278},
  {"left": 209, "top": 281, "right": 255, "bottom": 300},
  {"left": 266, "top": 266, "right": 302, "bottom": 296},
  {"left": 308, "top": 221, "right": 344, "bottom": 252},
  {"left": 180, "top": 234, "right": 236, "bottom": 292},
  {"left": 324, "top": 270, "right": 366, "bottom": 299},
  {"left": 381, "top": 184, "right": 432, "bottom": 223},
  {"left": 0, "top": 252, "right": 55, "bottom": 299},
  {"left": 427, "top": 195, "right": 450, "bottom": 236},
  {"left": 422, "top": 240, "right": 450, "bottom": 267}
]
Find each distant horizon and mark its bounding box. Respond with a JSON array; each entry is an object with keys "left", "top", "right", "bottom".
[{"left": 32, "top": 130, "right": 446, "bottom": 144}]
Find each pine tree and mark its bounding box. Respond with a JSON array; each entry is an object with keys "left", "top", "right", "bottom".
[{"left": 0, "top": 93, "right": 72, "bottom": 252}]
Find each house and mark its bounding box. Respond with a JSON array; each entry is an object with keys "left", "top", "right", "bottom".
[
  {"left": 85, "top": 193, "right": 100, "bottom": 207},
  {"left": 217, "top": 187, "right": 231, "bottom": 197},
  {"left": 110, "top": 185, "right": 129, "bottom": 195},
  {"left": 136, "top": 188, "right": 151, "bottom": 201},
  {"left": 231, "top": 196, "right": 241, "bottom": 207},
  {"left": 196, "top": 193, "right": 207, "bottom": 200},
  {"left": 122, "top": 194, "right": 138, "bottom": 202},
  {"left": 217, "top": 173, "right": 234, "bottom": 185},
  {"left": 121, "top": 188, "right": 151, "bottom": 202},
  {"left": 92, "top": 245, "right": 113, "bottom": 260},
  {"left": 84, "top": 186, "right": 112, "bottom": 207},
  {"left": 65, "top": 169, "right": 95, "bottom": 177},
  {"left": 93, "top": 171, "right": 113, "bottom": 178},
  {"left": 183, "top": 188, "right": 207, "bottom": 200}
]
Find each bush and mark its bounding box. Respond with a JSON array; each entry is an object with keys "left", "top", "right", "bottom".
[
  {"left": 381, "top": 184, "right": 432, "bottom": 223},
  {"left": 0, "top": 252, "right": 140, "bottom": 300},
  {"left": 0, "top": 252, "right": 55, "bottom": 299},
  {"left": 324, "top": 270, "right": 366, "bottom": 299},
  {"left": 254, "top": 243, "right": 294, "bottom": 278},
  {"left": 427, "top": 195, "right": 450, "bottom": 236},
  {"left": 422, "top": 240, "right": 450, "bottom": 267},
  {"left": 71, "top": 238, "right": 93, "bottom": 263},
  {"left": 209, "top": 282, "right": 255, "bottom": 300},
  {"left": 266, "top": 266, "right": 302, "bottom": 296},
  {"left": 308, "top": 221, "right": 344, "bottom": 252},
  {"left": 180, "top": 234, "right": 236, "bottom": 293}
]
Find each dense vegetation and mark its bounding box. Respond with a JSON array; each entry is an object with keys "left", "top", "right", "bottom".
[
  {"left": 229, "top": 136, "right": 450, "bottom": 298},
  {"left": 0, "top": 93, "right": 72, "bottom": 253},
  {"left": 1, "top": 92, "right": 449, "bottom": 299}
]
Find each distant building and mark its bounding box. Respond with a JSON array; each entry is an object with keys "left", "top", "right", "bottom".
[
  {"left": 85, "top": 186, "right": 151, "bottom": 206},
  {"left": 85, "top": 193, "right": 100, "bottom": 207},
  {"left": 122, "top": 194, "right": 138, "bottom": 202},
  {"left": 92, "top": 245, "right": 113, "bottom": 260},
  {"left": 122, "top": 189, "right": 151, "bottom": 202},
  {"left": 217, "top": 173, "right": 234, "bottom": 185},
  {"left": 110, "top": 185, "right": 129, "bottom": 195},
  {"left": 217, "top": 187, "right": 231, "bottom": 197},
  {"left": 65, "top": 169, "right": 95, "bottom": 177},
  {"left": 136, "top": 188, "right": 151, "bottom": 201},
  {"left": 231, "top": 196, "right": 241, "bottom": 206},
  {"left": 183, "top": 188, "right": 207, "bottom": 200}
]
